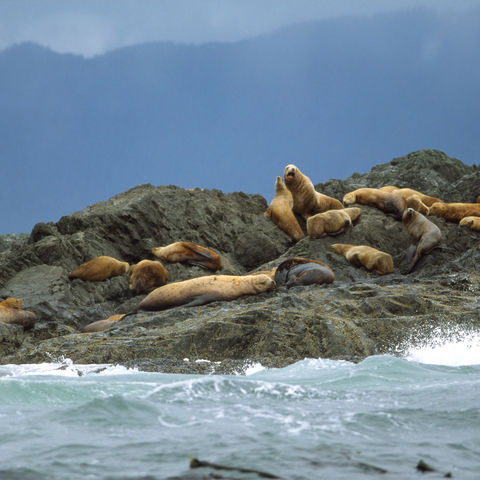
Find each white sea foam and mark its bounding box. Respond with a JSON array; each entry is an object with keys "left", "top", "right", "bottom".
[
  {"left": 0, "top": 358, "right": 138, "bottom": 378},
  {"left": 405, "top": 328, "right": 480, "bottom": 366}
]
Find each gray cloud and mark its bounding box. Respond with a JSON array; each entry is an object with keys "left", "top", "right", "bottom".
[{"left": 0, "top": 0, "right": 475, "bottom": 56}]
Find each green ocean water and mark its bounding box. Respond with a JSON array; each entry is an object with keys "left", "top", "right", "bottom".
[{"left": 1, "top": 332, "right": 479, "bottom": 480}]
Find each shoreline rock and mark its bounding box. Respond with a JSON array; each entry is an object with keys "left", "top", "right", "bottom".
[{"left": 1, "top": 149, "right": 479, "bottom": 373}]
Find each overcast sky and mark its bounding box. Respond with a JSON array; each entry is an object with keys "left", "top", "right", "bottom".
[{"left": 0, "top": 0, "right": 475, "bottom": 57}]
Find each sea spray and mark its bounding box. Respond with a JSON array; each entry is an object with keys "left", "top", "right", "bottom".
[{"left": 405, "top": 327, "right": 480, "bottom": 366}]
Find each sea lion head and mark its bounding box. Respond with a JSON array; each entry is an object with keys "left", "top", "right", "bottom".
[
  {"left": 283, "top": 164, "right": 300, "bottom": 186},
  {"left": 274, "top": 176, "right": 288, "bottom": 194},
  {"left": 429, "top": 202, "right": 445, "bottom": 216},
  {"left": 251, "top": 274, "right": 276, "bottom": 293},
  {"left": 342, "top": 192, "right": 356, "bottom": 206},
  {"left": 402, "top": 207, "right": 417, "bottom": 224}
]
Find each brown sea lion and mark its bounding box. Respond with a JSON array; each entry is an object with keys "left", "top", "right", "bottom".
[
  {"left": 265, "top": 176, "right": 305, "bottom": 242},
  {"left": 274, "top": 257, "right": 335, "bottom": 287},
  {"left": 459, "top": 216, "right": 480, "bottom": 232},
  {"left": 380, "top": 186, "right": 442, "bottom": 207},
  {"left": 0, "top": 301, "right": 37, "bottom": 330},
  {"left": 306, "top": 207, "right": 361, "bottom": 239},
  {"left": 430, "top": 202, "right": 480, "bottom": 223},
  {"left": 151, "top": 241, "right": 222, "bottom": 272},
  {"left": 128, "top": 259, "right": 170, "bottom": 294},
  {"left": 343, "top": 188, "right": 406, "bottom": 220},
  {"left": 69, "top": 256, "right": 130, "bottom": 282},
  {"left": 330, "top": 243, "right": 394, "bottom": 275},
  {"left": 81, "top": 314, "right": 126, "bottom": 333},
  {"left": 401, "top": 208, "right": 442, "bottom": 273},
  {"left": 135, "top": 274, "right": 275, "bottom": 312},
  {"left": 283, "top": 164, "right": 343, "bottom": 218}
]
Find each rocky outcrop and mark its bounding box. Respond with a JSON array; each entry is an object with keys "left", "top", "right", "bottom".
[{"left": 1, "top": 150, "right": 479, "bottom": 373}]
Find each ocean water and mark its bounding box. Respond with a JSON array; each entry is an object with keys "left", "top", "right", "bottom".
[{"left": 1, "top": 332, "right": 480, "bottom": 479}]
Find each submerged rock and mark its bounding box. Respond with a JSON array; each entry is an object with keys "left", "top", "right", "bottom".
[{"left": 1, "top": 150, "right": 480, "bottom": 372}]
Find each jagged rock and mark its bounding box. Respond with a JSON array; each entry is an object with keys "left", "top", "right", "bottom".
[{"left": 1, "top": 149, "right": 479, "bottom": 372}]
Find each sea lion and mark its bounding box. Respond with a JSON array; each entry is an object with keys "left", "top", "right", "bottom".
[
  {"left": 380, "top": 186, "right": 442, "bottom": 207},
  {"left": 306, "top": 207, "right": 361, "bottom": 239},
  {"left": 401, "top": 208, "right": 442, "bottom": 273},
  {"left": 459, "top": 216, "right": 480, "bottom": 232},
  {"left": 81, "top": 314, "right": 125, "bottom": 333},
  {"left": 0, "top": 300, "right": 37, "bottom": 330},
  {"left": 128, "top": 259, "right": 170, "bottom": 294},
  {"left": 68, "top": 256, "right": 130, "bottom": 282},
  {"left": 330, "top": 243, "right": 394, "bottom": 275},
  {"left": 343, "top": 188, "right": 406, "bottom": 219},
  {"left": 151, "top": 241, "right": 222, "bottom": 272},
  {"left": 248, "top": 268, "right": 278, "bottom": 280},
  {"left": 429, "top": 202, "right": 480, "bottom": 223},
  {"left": 0, "top": 297, "right": 23, "bottom": 309},
  {"left": 283, "top": 164, "right": 343, "bottom": 218},
  {"left": 405, "top": 194, "right": 430, "bottom": 216},
  {"left": 265, "top": 176, "right": 305, "bottom": 241},
  {"left": 274, "top": 257, "right": 335, "bottom": 287},
  {"left": 135, "top": 274, "right": 275, "bottom": 312}
]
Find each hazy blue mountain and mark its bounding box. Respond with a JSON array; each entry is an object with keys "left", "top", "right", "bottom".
[{"left": 1, "top": 9, "right": 479, "bottom": 234}]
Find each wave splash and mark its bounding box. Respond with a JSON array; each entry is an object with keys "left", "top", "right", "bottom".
[{"left": 404, "top": 327, "right": 480, "bottom": 366}]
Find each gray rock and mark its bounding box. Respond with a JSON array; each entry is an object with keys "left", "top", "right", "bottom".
[{"left": 1, "top": 149, "right": 480, "bottom": 372}]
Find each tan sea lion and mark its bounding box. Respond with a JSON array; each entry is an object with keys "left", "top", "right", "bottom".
[
  {"left": 343, "top": 188, "right": 406, "bottom": 219},
  {"left": 0, "top": 297, "right": 23, "bottom": 309},
  {"left": 265, "top": 176, "right": 305, "bottom": 242},
  {"left": 405, "top": 194, "right": 430, "bottom": 216},
  {"left": 459, "top": 216, "right": 480, "bottom": 232},
  {"left": 283, "top": 164, "right": 343, "bottom": 218},
  {"left": 68, "top": 256, "right": 130, "bottom": 282},
  {"left": 330, "top": 243, "right": 394, "bottom": 275},
  {"left": 306, "top": 207, "right": 361, "bottom": 239},
  {"left": 429, "top": 202, "right": 480, "bottom": 223},
  {"left": 380, "top": 186, "right": 442, "bottom": 207},
  {"left": 81, "top": 314, "right": 126, "bottom": 333},
  {"left": 151, "top": 242, "right": 222, "bottom": 272},
  {"left": 128, "top": 259, "right": 170, "bottom": 294},
  {"left": 0, "top": 301, "right": 37, "bottom": 330},
  {"left": 274, "top": 257, "right": 335, "bottom": 287},
  {"left": 248, "top": 268, "right": 278, "bottom": 280},
  {"left": 401, "top": 208, "right": 442, "bottom": 273},
  {"left": 135, "top": 274, "right": 275, "bottom": 312}
]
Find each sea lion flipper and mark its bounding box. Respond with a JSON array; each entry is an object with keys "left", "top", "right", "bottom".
[{"left": 184, "top": 294, "right": 218, "bottom": 308}]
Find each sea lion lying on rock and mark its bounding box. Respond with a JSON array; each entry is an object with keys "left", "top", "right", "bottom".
[
  {"left": 151, "top": 241, "right": 222, "bottom": 272},
  {"left": 343, "top": 188, "right": 406, "bottom": 220},
  {"left": 380, "top": 186, "right": 442, "bottom": 206},
  {"left": 265, "top": 176, "right": 305, "bottom": 242},
  {"left": 429, "top": 202, "right": 480, "bottom": 223},
  {"left": 330, "top": 243, "right": 394, "bottom": 275},
  {"left": 274, "top": 258, "right": 335, "bottom": 287},
  {"left": 68, "top": 256, "right": 130, "bottom": 282},
  {"left": 134, "top": 274, "right": 276, "bottom": 312},
  {"left": 283, "top": 164, "right": 343, "bottom": 218},
  {"left": 306, "top": 207, "right": 361, "bottom": 238},
  {"left": 81, "top": 314, "right": 126, "bottom": 333},
  {"left": 402, "top": 208, "right": 442, "bottom": 274},
  {"left": 459, "top": 216, "right": 480, "bottom": 232},
  {"left": 0, "top": 298, "right": 37, "bottom": 330},
  {"left": 128, "top": 259, "right": 170, "bottom": 294}
]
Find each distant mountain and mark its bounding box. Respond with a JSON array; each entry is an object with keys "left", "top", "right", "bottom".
[{"left": 1, "top": 9, "right": 479, "bottom": 234}]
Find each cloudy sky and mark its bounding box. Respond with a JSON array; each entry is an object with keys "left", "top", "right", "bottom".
[
  {"left": 1, "top": 0, "right": 479, "bottom": 235},
  {"left": 0, "top": 0, "right": 474, "bottom": 56}
]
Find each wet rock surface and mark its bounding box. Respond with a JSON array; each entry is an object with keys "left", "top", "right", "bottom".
[{"left": 1, "top": 150, "right": 479, "bottom": 373}]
